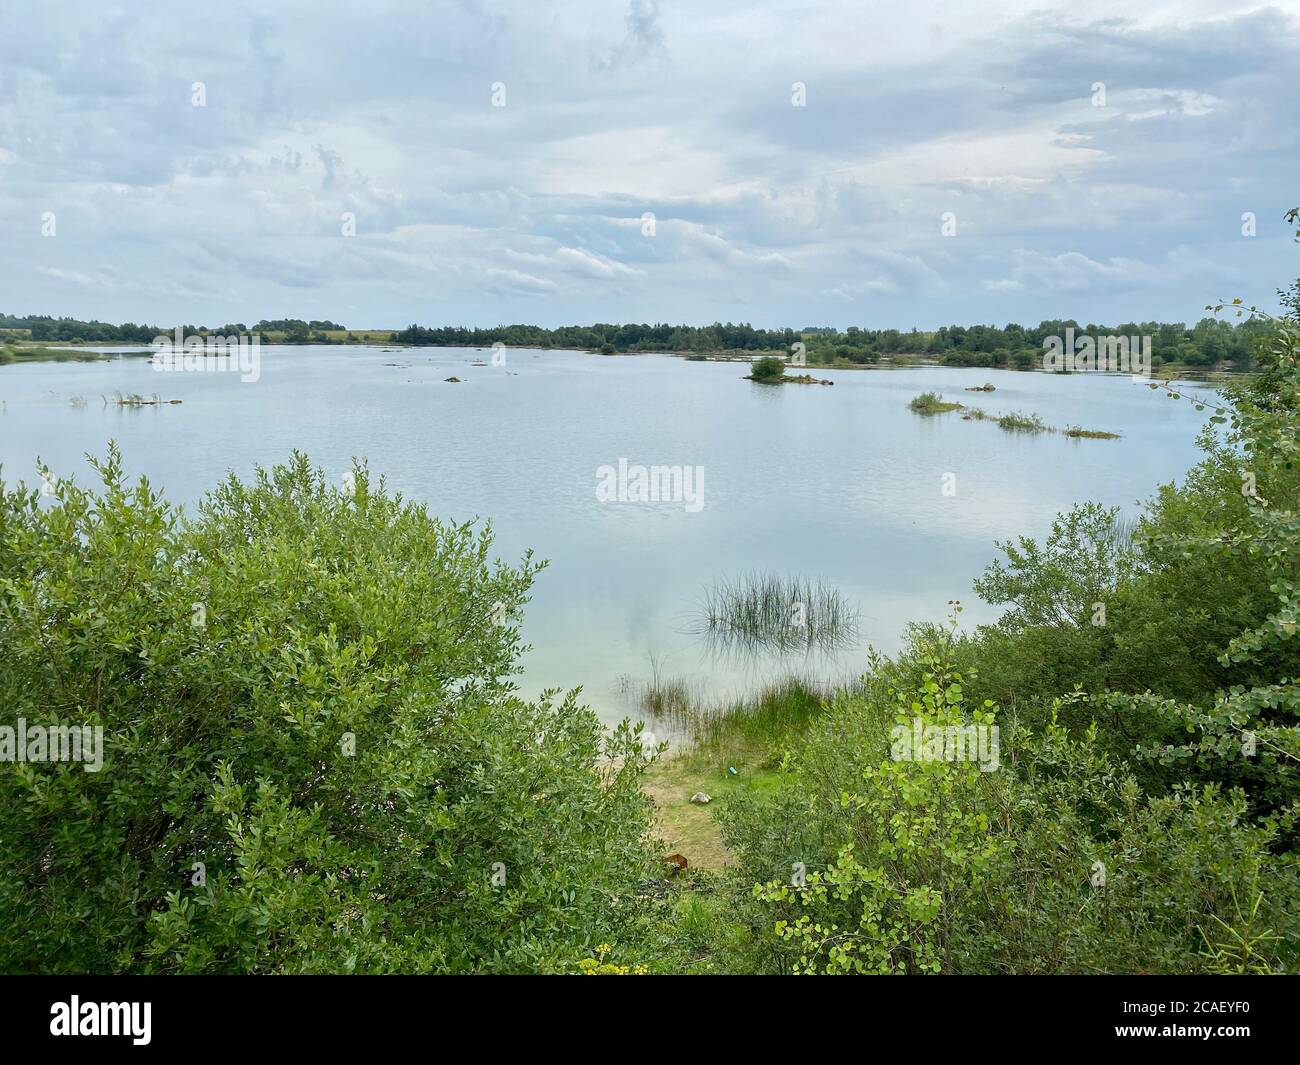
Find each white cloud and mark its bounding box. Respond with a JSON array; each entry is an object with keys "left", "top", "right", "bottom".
[{"left": 2, "top": 0, "right": 1297, "bottom": 328}]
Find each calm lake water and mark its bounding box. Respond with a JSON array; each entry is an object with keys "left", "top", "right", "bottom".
[{"left": 0, "top": 346, "right": 1215, "bottom": 724}]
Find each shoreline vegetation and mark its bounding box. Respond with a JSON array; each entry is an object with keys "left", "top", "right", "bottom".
[
  {"left": 1, "top": 311, "right": 1267, "bottom": 377},
  {"left": 909, "top": 391, "right": 1121, "bottom": 439},
  {"left": 1, "top": 343, "right": 152, "bottom": 365}
]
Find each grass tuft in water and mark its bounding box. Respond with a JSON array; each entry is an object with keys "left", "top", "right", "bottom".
[
  {"left": 908, "top": 391, "right": 963, "bottom": 414},
  {"left": 1063, "top": 424, "right": 1121, "bottom": 439},
  {"left": 110, "top": 391, "right": 163, "bottom": 407},
  {"left": 687, "top": 571, "right": 859, "bottom": 656},
  {"left": 996, "top": 411, "right": 1048, "bottom": 433}
]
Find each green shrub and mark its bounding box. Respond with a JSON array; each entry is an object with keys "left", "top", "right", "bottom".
[
  {"left": 0, "top": 447, "right": 658, "bottom": 973},
  {"left": 723, "top": 647, "right": 1299, "bottom": 974},
  {"left": 748, "top": 356, "right": 786, "bottom": 381},
  {"left": 751, "top": 653, "right": 1006, "bottom": 974}
]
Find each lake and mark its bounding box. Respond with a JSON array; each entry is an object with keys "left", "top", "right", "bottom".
[{"left": 0, "top": 345, "right": 1215, "bottom": 724}]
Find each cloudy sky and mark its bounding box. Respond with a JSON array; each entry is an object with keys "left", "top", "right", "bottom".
[{"left": 2, "top": 0, "right": 1298, "bottom": 330}]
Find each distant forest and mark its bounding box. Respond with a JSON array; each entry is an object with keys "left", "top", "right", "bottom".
[
  {"left": 0, "top": 315, "right": 344, "bottom": 344},
  {"left": 392, "top": 318, "right": 1268, "bottom": 369},
  {"left": 1, "top": 312, "right": 1270, "bottom": 369}
]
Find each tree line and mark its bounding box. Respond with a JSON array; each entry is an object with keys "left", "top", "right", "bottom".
[
  {"left": 0, "top": 315, "right": 343, "bottom": 344},
  {"left": 0, "top": 311, "right": 1269, "bottom": 370}
]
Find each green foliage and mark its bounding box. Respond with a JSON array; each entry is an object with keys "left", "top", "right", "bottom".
[
  {"left": 723, "top": 650, "right": 1299, "bottom": 974},
  {"left": 0, "top": 310, "right": 1263, "bottom": 366},
  {"left": 908, "top": 391, "right": 962, "bottom": 414},
  {"left": 954, "top": 310, "right": 1300, "bottom": 811},
  {"left": 748, "top": 355, "right": 787, "bottom": 381},
  {"left": 752, "top": 654, "right": 1005, "bottom": 974},
  {"left": 974, "top": 503, "right": 1136, "bottom": 631},
  {"left": 1062, "top": 425, "right": 1121, "bottom": 439},
  {"left": 672, "top": 676, "right": 831, "bottom": 774},
  {"left": 1110, "top": 306, "right": 1300, "bottom": 780},
  {"left": 995, "top": 411, "right": 1048, "bottom": 433},
  {"left": 0, "top": 345, "right": 107, "bottom": 364},
  {"left": 395, "top": 320, "right": 798, "bottom": 355},
  {"left": 0, "top": 448, "right": 658, "bottom": 973},
  {"left": 705, "top": 219, "right": 1300, "bottom": 974}
]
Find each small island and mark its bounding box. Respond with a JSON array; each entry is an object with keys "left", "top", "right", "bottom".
[{"left": 744, "top": 355, "right": 833, "bottom": 385}]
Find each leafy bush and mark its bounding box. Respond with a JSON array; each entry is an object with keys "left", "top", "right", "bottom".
[
  {"left": 751, "top": 653, "right": 1005, "bottom": 974},
  {"left": 0, "top": 448, "right": 658, "bottom": 973},
  {"left": 722, "top": 642, "right": 1299, "bottom": 974},
  {"left": 749, "top": 356, "right": 787, "bottom": 381}
]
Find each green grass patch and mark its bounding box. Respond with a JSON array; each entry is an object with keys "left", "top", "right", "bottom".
[
  {"left": 1063, "top": 424, "right": 1121, "bottom": 439},
  {"left": 682, "top": 676, "right": 830, "bottom": 772},
  {"left": 644, "top": 757, "right": 782, "bottom": 870},
  {"left": 642, "top": 677, "right": 829, "bottom": 871},
  {"left": 997, "top": 410, "right": 1049, "bottom": 433},
  {"left": 908, "top": 391, "right": 962, "bottom": 414}
]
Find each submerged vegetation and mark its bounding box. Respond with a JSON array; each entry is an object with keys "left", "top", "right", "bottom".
[
  {"left": 686, "top": 572, "right": 860, "bottom": 656},
  {"left": 916, "top": 393, "right": 1119, "bottom": 440},
  {"left": 617, "top": 654, "right": 704, "bottom": 723},
  {"left": 996, "top": 410, "right": 1049, "bottom": 433},
  {"left": 1063, "top": 424, "right": 1122, "bottom": 439},
  {"left": 664, "top": 677, "right": 833, "bottom": 773},
  {"left": 107, "top": 391, "right": 179, "bottom": 407}
]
